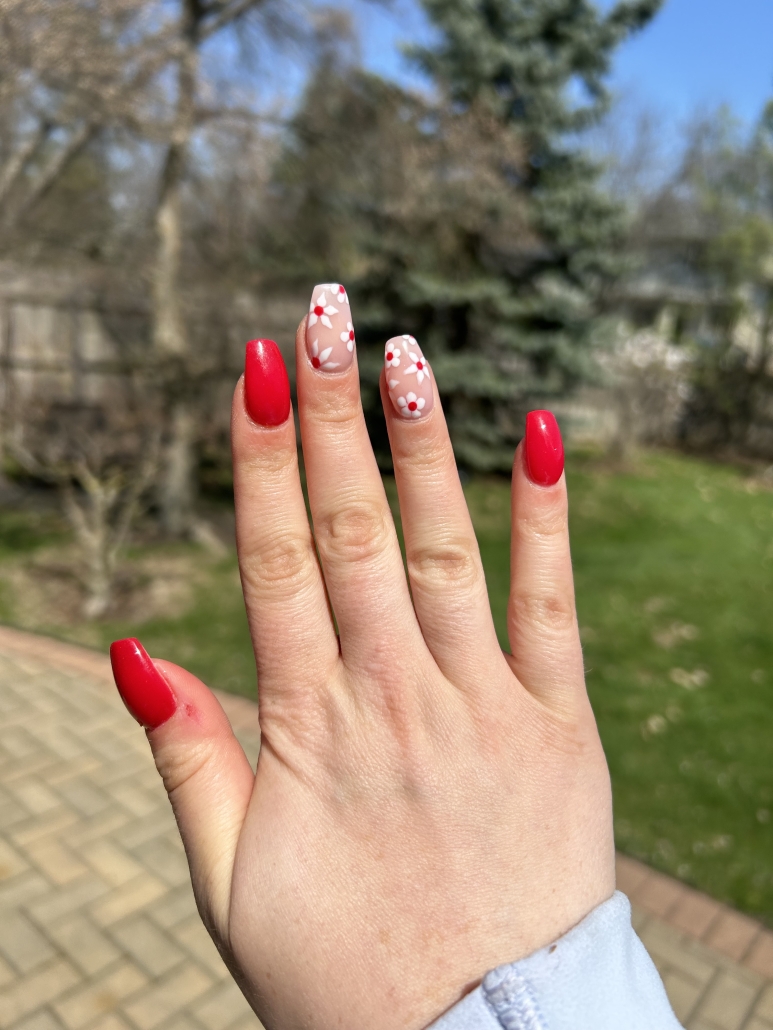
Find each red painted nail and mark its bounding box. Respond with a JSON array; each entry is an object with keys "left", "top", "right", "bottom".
[
  {"left": 110, "top": 638, "right": 177, "bottom": 729},
  {"left": 244, "top": 339, "right": 291, "bottom": 426},
  {"left": 524, "top": 410, "right": 564, "bottom": 486}
]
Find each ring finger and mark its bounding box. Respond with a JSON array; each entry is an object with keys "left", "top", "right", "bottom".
[{"left": 381, "top": 338, "right": 505, "bottom": 687}]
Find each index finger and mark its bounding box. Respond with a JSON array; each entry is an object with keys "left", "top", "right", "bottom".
[{"left": 232, "top": 340, "right": 339, "bottom": 702}]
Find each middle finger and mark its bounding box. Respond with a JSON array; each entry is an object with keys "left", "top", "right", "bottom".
[{"left": 297, "top": 284, "right": 427, "bottom": 673}]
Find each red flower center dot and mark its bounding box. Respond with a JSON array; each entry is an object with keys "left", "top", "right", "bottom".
[
  {"left": 314, "top": 305, "right": 324, "bottom": 316},
  {"left": 416, "top": 361, "right": 423, "bottom": 370},
  {"left": 408, "top": 401, "right": 417, "bottom": 411},
  {"left": 348, "top": 331, "right": 354, "bottom": 341},
  {"left": 312, "top": 357, "right": 321, "bottom": 368},
  {"left": 386, "top": 351, "right": 393, "bottom": 361}
]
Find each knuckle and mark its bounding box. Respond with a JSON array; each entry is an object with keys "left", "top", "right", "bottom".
[
  {"left": 315, "top": 501, "right": 393, "bottom": 564},
  {"left": 155, "top": 736, "right": 218, "bottom": 798},
  {"left": 242, "top": 533, "right": 316, "bottom": 590},
  {"left": 309, "top": 390, "right": 362, "bottom": 427},
  {"left": 509, "top": 591, "right": 577, "bottom": 634},
  {"left": 408, "top": 541, "right": 481, "bottom": 592},
  {"left": 514, "top": 503, "right": 568, "bottom": 541},
  {"left": 239, "top": 445, "right": 298, "bottom": 479},
  {"left": 392, "top": 437, "right": 449, "bottom": 473}
]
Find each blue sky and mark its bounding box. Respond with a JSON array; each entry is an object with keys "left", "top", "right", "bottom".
[{"left": 351, "top": 0, "right": 773, "bottom": 127}]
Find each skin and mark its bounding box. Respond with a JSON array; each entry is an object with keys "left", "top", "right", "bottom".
[{"left": 144, "top": 316, "right": 615, "bottom": 1030}]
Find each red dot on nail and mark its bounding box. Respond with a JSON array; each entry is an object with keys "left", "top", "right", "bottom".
[
  {"left": 408, "top": 401, "right": 417, "bottom": 411},
  {"left": 417, "top": 361, "right": 423, "bottom": 369},
  {"left": 386, "top": 351, "right": 393, "bottom": 360},
  {"left": 314, "top": 306, "right": 324, "bottom": 316},
  {"left": 312, "top": 357, "right": 320, "bottom": 368},
  {"left": 349, "top": 331, "right": 354, "bottom": 341}
]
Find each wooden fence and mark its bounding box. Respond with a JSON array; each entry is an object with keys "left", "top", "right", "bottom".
[{"left": 0, "top": 263, "right": 299, "bottom": 440}]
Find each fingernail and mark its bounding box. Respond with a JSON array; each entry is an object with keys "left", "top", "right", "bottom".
[
  {"left": 244, "top": 339, "right": 291, "bottom": 426},
  {"left": 385, "top": 334, "right": 434, "bottom": 420},
  {"left": 524, "top": 410, "right": 564, "bottom": 486},
  {"left": 306, "top": 282, "right": 354, "bottom": 372},
  {"left": 109, "top": 638, "right": 177, "bottom": 729}
]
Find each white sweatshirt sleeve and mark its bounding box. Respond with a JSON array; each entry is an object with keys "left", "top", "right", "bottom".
[{"left": 427, "top": 892, "right": 683, "bottom": 1030}]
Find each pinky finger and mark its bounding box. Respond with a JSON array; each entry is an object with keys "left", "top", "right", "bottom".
[{"left": 506, "top": 413, "right": 586, "bottom": 715}]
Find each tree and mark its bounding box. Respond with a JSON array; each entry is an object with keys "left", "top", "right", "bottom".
[
  {"left": 148, "top": 0, "right": 302, "bottom": 537},
  {"left": 8, "top": 399, "right": 160, "bottom": 619},
  {"left": 266, "top": 0, "right": 662, "bottom": 469},
  {"left": 0, "top": 0, "right": 152, "bottom": 251},
  {"left": 680, "top": 105, "right": 773, "bottom": 455},
  {"left": 629, "top": 104, "right": 773, "bottom": 456},
  {"left": 0, "top": 0, "right": 302, "bottom": 535}
]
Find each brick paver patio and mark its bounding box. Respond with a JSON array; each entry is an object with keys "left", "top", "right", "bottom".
[{"left": 0, "top": 625, "right": 772, "bottom": 1030}]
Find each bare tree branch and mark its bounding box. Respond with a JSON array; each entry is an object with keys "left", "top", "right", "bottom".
[
  {"left": 200, "top": 0, "right": 265, "bottom": 40},
  {"left": 3, "top": 120, "right": 95, "bottom": 229},
  {"left": 0, "top": 121, "right": 50, "bottom": 210},
  {"left": 195, "top": 104, "right": 287, "bottom": 127}
]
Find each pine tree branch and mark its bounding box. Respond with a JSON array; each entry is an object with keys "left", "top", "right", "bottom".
[{"left": 604, "top": 0, "right": 664, "bottom": 37}]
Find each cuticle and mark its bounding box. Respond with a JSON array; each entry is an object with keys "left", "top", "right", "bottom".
[{"left": 306, "top": 356, "right": 356, "bottom": 377}]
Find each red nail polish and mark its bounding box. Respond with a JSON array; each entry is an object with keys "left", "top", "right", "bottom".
[
  {"left": 524, "top": 410, "right": 564, "bottom": 486},
  {"left": 244, "top": 339, "right": 291, "bottom": 426},
  {"left": 110, "top": 638, "right": 177, "bottom": 729}
]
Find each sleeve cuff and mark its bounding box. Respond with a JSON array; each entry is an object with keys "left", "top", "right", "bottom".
[{"left": 427, "top": 891, "right": 683, "bottom": 1030}]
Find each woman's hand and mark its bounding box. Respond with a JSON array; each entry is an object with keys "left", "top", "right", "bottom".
[{"left": 110, "top": 285, "right": 614, "bottom": 1030}]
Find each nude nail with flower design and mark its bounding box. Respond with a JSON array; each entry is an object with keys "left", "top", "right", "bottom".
[
  {"left": 306, "top": 282, "right": 355, "bottom": 373},
  {"left": 384, "top": 334, "right": 434, "bottom": 421}
]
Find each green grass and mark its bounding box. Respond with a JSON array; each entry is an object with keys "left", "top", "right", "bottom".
[
  {"left": 569, "top": 452, "right": 773, "bottom": 919},
  {"left": 2, "top": 449, "right": 773, "bottom": 920},
  {"left": 90, "top": 557, "right": 256, "bottom": 699}
]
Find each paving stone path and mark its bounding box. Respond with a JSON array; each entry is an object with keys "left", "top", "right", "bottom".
[{"left": 0, "top": 625, "right": 772, "bottom": 1030}]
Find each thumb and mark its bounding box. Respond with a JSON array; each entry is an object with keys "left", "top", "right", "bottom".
[{"left": 110, "top": 638, "right": 255, "bottom": 934}]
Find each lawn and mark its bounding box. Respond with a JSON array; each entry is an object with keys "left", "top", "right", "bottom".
[{"left": 1, "top": 448, "right": 773, "bottom": 921}]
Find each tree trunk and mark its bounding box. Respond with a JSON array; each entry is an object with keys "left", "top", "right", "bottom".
[
  {"left": 83, "top": 548, "right": 112, "bottom": 620},
  {"left": 62, "top": 478, "right": 115, "bottom": 620},
  {"left": 160, "top": 400, "right": 197, "bottom": 536},
  {"left": 152, "top": 146, "right": 188, "bottom": 357},
  {"left": 153, "top": 3, "right": 199, "bottom": 535}
]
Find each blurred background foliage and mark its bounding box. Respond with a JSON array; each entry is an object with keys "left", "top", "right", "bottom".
[{"left": 3, "top": 0, "right": 773, "bottom": 920}]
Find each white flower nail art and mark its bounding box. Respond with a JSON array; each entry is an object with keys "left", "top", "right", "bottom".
[
  {"left": 397, "top": 393, "right": 425, "bottom": 418},
  {"left": 340, "top": 321, "right": 355, "bottom": 352},
  {"left": 306, "top": 282, "right": 354, "bottom": 372},
  {"left": 405, "top": 350, "right": 430, "bottom": 384},
  {"left": 385, "top": 342, "right": 401, "bottom": 367},
  {"left": 308, "top": 291, "right": 338, "bottom": 330},
  {"left": 384, "top": 333, "right": 433, "bottom": 420},
  {"left": 310, "top": 338, "right": 340, "bottom": 371}
]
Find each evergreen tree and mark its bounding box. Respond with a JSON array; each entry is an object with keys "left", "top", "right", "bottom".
[
  {"left": 667, "top": 103, "right": 773, "bottom": 455},
  {"left": 265, "top": 0, "right": 662, "bottom": 469}
]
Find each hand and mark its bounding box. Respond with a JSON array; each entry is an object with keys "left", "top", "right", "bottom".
[{"left": 110, "top": 286, "right": 614, "bottom": 1030}]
